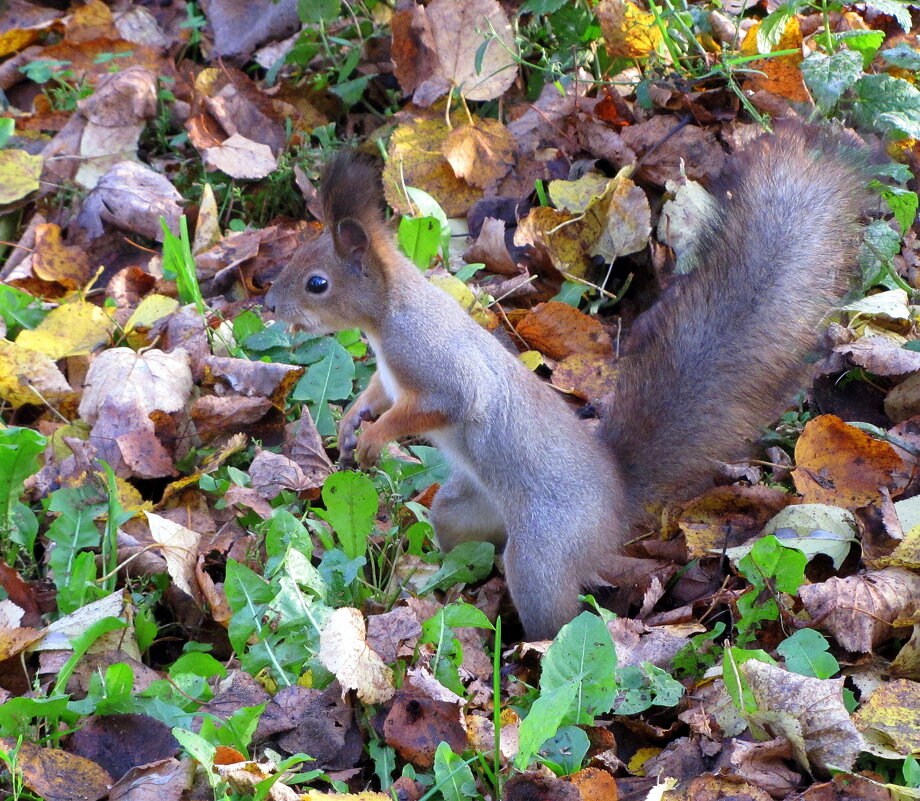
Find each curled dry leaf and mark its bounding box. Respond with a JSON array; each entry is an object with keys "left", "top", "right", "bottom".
[
  {"left": 394, "top": 0, "right": 518, "bottom": 105},
  {"left": 853, "top": 678, "right": 920, "bottom": 759},
  {"left": 792, "top": 415, "right": 912, "bottom": 509},
  {"left": 838, "top": 336, "right": 920, "bottom": 376},
  {"left": 588, "top": 172, "right": 652, "bottom": 264},
  {"left": 145, "top": 512, "right": 202, "bottom": 602},
  {"left": 79, "top": 347, "right": 193, "bottom": 426},
  {"left": 248, "top": 448, "right": 325, "bottom": 500},
  {"left": 740, "top": 659, "right": 863, "bottom": 775},
  {"left": 77, "top": 161, "right": 183, "bottom": 241},
  {"left": 319, "top": 607, "right": 395, "bottom": 705},
  {"left": 714, "top": 737, "right": 801, "bottom": 798},
  {"left": 799, "top": 568, "right": 920, "bottom": 653}
]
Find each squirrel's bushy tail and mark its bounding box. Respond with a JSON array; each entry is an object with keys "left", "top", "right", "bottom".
[{"left": 602, "top": 122, "right": 869, "bottom": 519}]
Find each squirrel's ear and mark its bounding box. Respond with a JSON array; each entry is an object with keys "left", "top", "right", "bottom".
[{"left": 334, "top": 217, "right": 369, "bottom": 263}]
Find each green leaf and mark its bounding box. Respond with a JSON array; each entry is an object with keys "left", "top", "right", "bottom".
[
  {"left": 836, "top": 29, "right": 885, "bottom": 69},
  {"left": 862, "top": 0, "right": 911, "bottom": 32},
  {"left": 298, "top": 0, "right": 340, "bottom": 24},
  {"left": 515, "top": 679, "right": 579, "bottom": 769},
  {"left": 881, "top": 43, "right": 920, "bottom": 70},
  {"left": 540, "top": 612, "right": 618, "bottom": 723},
  {"left": 723, "top": 647, "right": 776, "bottom": 713},
  {"left": 172, "top": 728, "right": 220, "bottom": 789},
  {"left": 317, "top": 471, "right": 376, "bottom": 560},
  {"left": 799, "top": 50, "right": 862, "bottom": 115},
  {"left": 224, "top": 559, "right": 275, "bottom": 654},
  {"left": 737, "top": 535, "right": 806, "bottom": 594},
  {"left": 853, "top": 74, "right": 920, "bottom": 140},
  {"left": 54, "top": 615, "right": 128, "bottom": 695},
  {"left": 0, "top": 427, "right": 46, "bottom": 555},
  {"left": 859, "top": 218, "right": 903, "bottom": 288},
  {"left": 756, "top": 7, "right": 792, "bottom": 53},
  {"left": 398, "top": 216, "right": 442, "bottom": 269},
  {"left": 777, "top": 628, "right": 839, "bottom": 679},
  {"left": 432, "top": 741, "right": 476, "bottom": 801},
  {"left": 0, "top": 118, "right": 13, "bottom": 149},
  {"left": 291, "top": 338, "right": 355, "bottom": 435},
  {"left": 537, "top": 726, "right": 589, "bottom": 775},
  {"left": 878, "top": 185, "right": 919, "bottom": 236},
  {"left": 519, "top": 0, "right": 569, "bottom": 12},
  {"left": 417, "top": 541, "right": 495, "bottom": 593},
  {"left": 329, "top": 74, "right": 373, "bottom": 107}
]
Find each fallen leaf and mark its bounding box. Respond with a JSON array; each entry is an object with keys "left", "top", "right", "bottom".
[
  {"left": 0, "top": 339, "right": 73, "bottom": 408},
  {"left": 799, "top": 568, "right": 920, "bottom": 652},
  {"left": 516, "top": 302, "right": 614, "bottom": 360},
  {"left": 740, "top": 659, "right": 862, "bottom": 774},
  {"left": 79, "top": 347, "right": 192, "bottom": 426},
  {"left": 598, "top": 0, "right": 664, "bottom": 59},
  {"left": 202, "top": 133, "right": 278, "bottom": 180},
  {"left": 319, "top": 607, "right": 395, "bottom": 704},
  {"left": 146, "top": 512, "right": 202, "bottom": 601},
  {"left": 442, "top": 117, "right": 515, "bottom": 189},
  {"left": 16, "top": 300, "right": 114, "bottom": 359},
  {"left": 792, "top": 415, "right": 911, "bottom": 508},
  {"left": 3, "top": 737, "right": 113, "bottom": 801},
  {"left": 853, "top": 678, "right": 920, "bottom": 759},
  {"left": 0, "top": 149, "right": 42, "bottom": 203}
]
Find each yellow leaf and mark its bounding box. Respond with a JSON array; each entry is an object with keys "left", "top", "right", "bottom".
[
  {"left": 519, "top": 350, "right": 544, "bottom": 371},
  {"left": 598, "top": 0, "right": 664, "bottom": 60},
  {"left": 0, "top": 340, "right": 72, "bottom": 407},
  {"left": 0, "top": 150, "right": 42, "bottom": 204},
  {"left": 428, "top": 273, "right": 498, "bottom": 328},
  {"left": 125, "top": 294, "right": 180, "bottom": 336},
  {"left": 16, "top": 300, "right": 114, "bottom": 359}
]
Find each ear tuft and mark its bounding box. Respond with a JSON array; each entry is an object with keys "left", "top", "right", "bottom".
[
  {"left": 335, "top": 218, "right": 370, "bottom": 262},
  {"left": 321, "top": 151, "right": 384, "bottom": 231}
]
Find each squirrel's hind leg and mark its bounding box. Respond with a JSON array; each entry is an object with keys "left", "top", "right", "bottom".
[{"left": 431, "top": 468, "right": 507, "bottom": 550}]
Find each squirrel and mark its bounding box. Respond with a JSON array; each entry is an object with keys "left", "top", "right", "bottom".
[{"left": 264, "top": 122, "right": 868, "bottom": 640}]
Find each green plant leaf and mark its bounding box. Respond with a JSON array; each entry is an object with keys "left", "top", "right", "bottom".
[
  {"left": 515, "top": 679, "right": 579, "bottom": 769},
  {"left": 298, "top": 0, "right": 340, "bottom": 24},
  {"left": 881, "top": 42, "right": 920, "bottom": 70},
  {"left": 862, "top": 0, "right": 911, "bottom": 32},
  {"left": 417, "top": 541, "right": 495, "bottom": 593},
  {"left": 224, "top": 559, "right": 275, "bottom": 654},
  {"left": 432, "top": 741, "right": 476, "bottom": 801},
  {"left": 723, "top": 647, "right": 776, "bottom": 714},
  {"left": 877, "top": 185, "right": 919, "bottom": 236},
  {"left": 799, "top": 50, "right": 862, "bottom": 115},
  {"left": 537, "top": 725, "right": 589, "bottom": 775},
  {"left": 853, "top": 74, "right": 920, "bottom": 140},
  {"left": 738, "top": 535, "right": 806, "bottom": 595},
  {"left": 541, "top": 611, "right": 617, "bottom": 723},
  {"left": 836, "top": 29, "right": 885, "bottom": 69},
  {"left": 291, "top": 338, "right": 355, "bottom": 435},
  {"left": 317, "top": 471, "right": 376, "bottom": 560},
  {"left": 756, "top": 7, "right": 792, "bottom": 53},
  {"left": 0, "top": 427, "right": 46, "bottom": 555},
  {"left": 398, "top": 216, "right": 442, "bottom": 269},
  {"left": 777, "top": 628, "right": 839, "bottom": 679}
]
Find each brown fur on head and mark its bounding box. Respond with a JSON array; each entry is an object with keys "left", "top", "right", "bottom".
[{"left": 263, "top": 151, "right": 392, "bottom": 335}]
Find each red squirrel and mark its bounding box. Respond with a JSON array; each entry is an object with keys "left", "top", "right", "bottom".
[{"left": 264, "top": 123, "right": 867, "bottom": 640}]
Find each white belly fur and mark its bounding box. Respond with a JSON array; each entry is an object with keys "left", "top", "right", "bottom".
[{"left": 366, "top": 334, "right": 401, "bottom": 402}]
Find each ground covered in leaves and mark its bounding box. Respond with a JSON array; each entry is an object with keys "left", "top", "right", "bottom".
[{"left": 1, "top": 0, "right": 920, "bottom": 799}]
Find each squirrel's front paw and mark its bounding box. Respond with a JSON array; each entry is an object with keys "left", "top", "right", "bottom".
[
  {"left": 355, "top": 422, "right": 385, "bottom": 469},
  {"left": 338, "top": 405, "right": 372, "bottom": 465}
]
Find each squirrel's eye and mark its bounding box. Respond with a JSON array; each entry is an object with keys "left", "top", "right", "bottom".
[{"left": 306, "top": 275, "right": 328, "bottom": 294}]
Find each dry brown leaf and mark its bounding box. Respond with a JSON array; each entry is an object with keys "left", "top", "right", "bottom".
[
  {"left": 678, "top": 485, "right": 792, "bottom": 559},
  {"left": 31, "top": 222, "right": 93, "bottom": 290},
  {"left": 564, "top": 766, "right": 620, "bottom": 800},
  {"left": 79, "top": 347, "right": 193, "bottom": 425},
  {"left": 792, "top": 415, "right": 911, "bottom": 509},
  {"left": 588, "top": 172, "right": 652, "bottom": 263},
  {"left": 838, "top": 336, "right": 920, "bottom": 376},
  {"left": 740, "top": 659, "right": 863, "bottom": 774},
  {"left": 852, "top": 678, "right": 920, "bottom": 759},
  {"left": 713, "top": 737, "right": 800, "bottom": 799},
  {"left": 319, "top": 607, "right": 395, "bottom": 704},
  {"left": 202, "top": 133, "right": 278, "bottom": 180},
  {"left": 397, "top": 0, "right": 518, "bottom": 105},
  {"left": 513, "top": 204, "right": 595, "bottom": 278},
  {"left": 516, "top": 301, "right": 614, "bottom": 360},
  {"left": 552, "top": 353, "right": 619, "bottom": 402},
  {"left": 77, "top": 161, "right": 183, "bottom": 241},
  {"left": 799, "top": 567, "right": 920, "bottom": 652},
  {"left": 441, "top": 117, "right": 515, "bottom": 189},
  {"left": 3, "top": 737, "right": 113, "bottom": 801},
  {"left": 203, "top": 355, "right": 303, "bottom": 408},
  {"left": 741, "top": 15, "right": 809, "bottom": 102}
]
